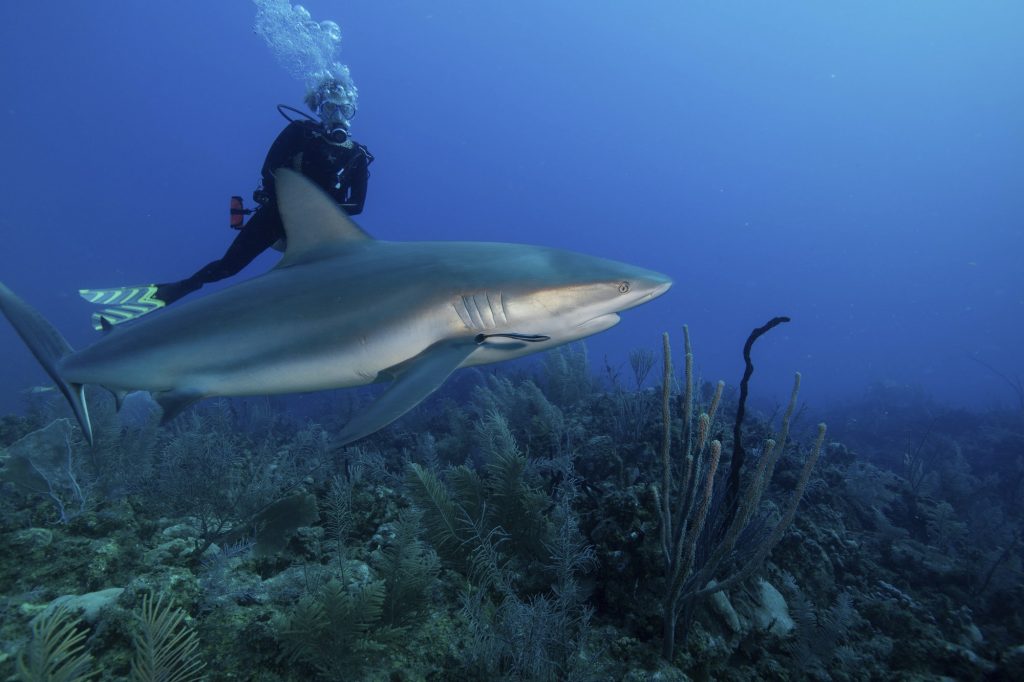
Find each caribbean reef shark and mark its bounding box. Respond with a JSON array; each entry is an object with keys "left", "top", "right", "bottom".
[{"left": 0, "top": 169, "right": 671, "bottom": 447}]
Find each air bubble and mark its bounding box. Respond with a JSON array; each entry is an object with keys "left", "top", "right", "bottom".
[
  {"left": 252, "top": 0, "right": 357, "bottom": 113},
  {"left": 320, "top": 21, "right": 341, "bottom": 43}
]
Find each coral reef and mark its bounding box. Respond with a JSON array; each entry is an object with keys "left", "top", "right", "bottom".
[{"left": 0, "top": 331, "right": 1021, "bottom": 680}]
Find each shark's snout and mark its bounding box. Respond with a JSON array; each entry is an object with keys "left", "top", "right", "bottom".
[
  {"left": 633, "top": 270, "right": 672, "bottom": 302},
  {"left": 648, "top": 277, "right": 672, "bottom": 299}
]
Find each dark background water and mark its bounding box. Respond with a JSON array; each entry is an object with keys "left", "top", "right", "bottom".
[{"left": 0, "top": 1, "right": 1021, "bottom": 416}]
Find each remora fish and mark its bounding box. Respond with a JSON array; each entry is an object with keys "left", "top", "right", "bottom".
[{"left": 0, "top": 169, "right": 671, "bottom": 446}]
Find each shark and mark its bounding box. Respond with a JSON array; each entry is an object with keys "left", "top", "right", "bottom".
[{"left": 0, "top": 169, "right": 671, "bottom": 447}]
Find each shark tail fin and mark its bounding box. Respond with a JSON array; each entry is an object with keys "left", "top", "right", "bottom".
[{"left": 0, "top": 283, "right": 93, "bottom": 445}]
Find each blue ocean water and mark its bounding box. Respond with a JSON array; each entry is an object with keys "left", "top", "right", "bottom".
[{"left": 0, "top": 0, "right": 1021, "bottom": 415}]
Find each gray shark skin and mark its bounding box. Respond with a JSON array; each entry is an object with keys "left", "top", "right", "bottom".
[{"left": 0, "top": 169, "right": 671, "bottom": 446}]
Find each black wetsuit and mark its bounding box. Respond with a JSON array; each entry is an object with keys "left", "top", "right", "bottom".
[{"left": 157, "top": 119, "right": 372, "bottom": 304}]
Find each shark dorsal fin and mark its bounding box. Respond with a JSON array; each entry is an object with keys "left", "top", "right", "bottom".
[{"left": 274, "top": 167, "right": 373, "bottom": 268}]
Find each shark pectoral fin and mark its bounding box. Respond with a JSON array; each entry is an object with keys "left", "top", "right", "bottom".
[
  {"left": 336, "top": 339, "right": 478, "bottom": 447},
  {"left": 153, "top": 388, "right": 204, "bottom": 425}
]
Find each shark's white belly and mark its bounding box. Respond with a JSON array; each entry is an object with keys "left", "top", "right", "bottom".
[{"left": 99, "top": 307, "right": 454, "bottom": 397}]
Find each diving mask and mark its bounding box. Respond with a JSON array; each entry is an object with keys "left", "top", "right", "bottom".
[{"left": 317, "top": 99, "right": 354, "bottom": 144}]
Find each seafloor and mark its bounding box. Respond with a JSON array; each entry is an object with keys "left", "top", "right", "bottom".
[{"left": 0, "top": 342, "right": 1021, "bottom": 681}]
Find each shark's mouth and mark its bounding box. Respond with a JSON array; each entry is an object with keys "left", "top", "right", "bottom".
[{"left": 576, "top": 313, "right": 621, "bottom": 332}]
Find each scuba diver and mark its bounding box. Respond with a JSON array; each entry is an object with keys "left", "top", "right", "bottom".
[{"left": 79, "top": 76, "right": 373, "bottom": 330}]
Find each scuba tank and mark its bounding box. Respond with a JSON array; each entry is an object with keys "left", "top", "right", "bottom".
[{"left": 230, "top": 195, "right": 252, "bottom": 229}]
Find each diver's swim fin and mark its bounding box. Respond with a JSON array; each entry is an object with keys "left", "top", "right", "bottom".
[{"left": 78, "top": 285, "right": 166, "bottom": 330}]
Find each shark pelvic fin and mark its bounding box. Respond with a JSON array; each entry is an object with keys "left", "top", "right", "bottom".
[
  {"left": 153, "top": 388, "right": 204, "bottom": 425},
  {"left": 274, "top": 168, "right": 373, "bottom": 268},
  {"left": 106, "top": 387, "right": 129, "bottom": 411},
  {"left": 336, "top": 338, "right": 478, "bottom": 447}
]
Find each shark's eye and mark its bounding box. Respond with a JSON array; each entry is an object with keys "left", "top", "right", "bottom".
[{"left": 618, "top": 281, "right": 631, "bottom": 294}]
